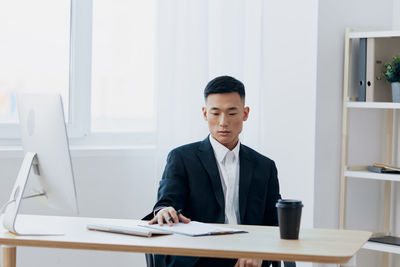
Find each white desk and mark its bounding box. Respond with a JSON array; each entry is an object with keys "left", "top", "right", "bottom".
[{"left": 0, "top": 215, "right": 371, "bottom": 267}]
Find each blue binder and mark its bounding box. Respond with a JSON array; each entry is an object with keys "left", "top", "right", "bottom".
[{"left": 358, "top": 38, "right": 367, "bottom": 101}]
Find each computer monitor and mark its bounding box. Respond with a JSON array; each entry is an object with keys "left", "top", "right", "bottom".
[{"left": 2, "top": 94, "right": 79, "bottom": 235}]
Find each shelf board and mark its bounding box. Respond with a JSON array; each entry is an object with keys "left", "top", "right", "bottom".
[
  {"left": 346, "top": 101, "right": 400, "bottom": 109},
  {"left": 348, "top": 30, "right": 400, "bottom": 39},
  {"left": 362, "top": 241, "right": 400, "bottom": 254},
  {"left": 344, "top": 170, "right": 400, "bottom": 182}
]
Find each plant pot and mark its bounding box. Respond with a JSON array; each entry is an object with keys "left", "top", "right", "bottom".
[{"left": 392, "top": 82, "right": 400, "bottom": 103}]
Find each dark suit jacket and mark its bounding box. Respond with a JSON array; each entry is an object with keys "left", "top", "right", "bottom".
[{"left": 149, "top": 136, "right": 281, "bottom": 267}]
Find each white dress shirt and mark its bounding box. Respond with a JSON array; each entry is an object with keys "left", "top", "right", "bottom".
[{"left": 209, "top": 135, "right": 240, "bottom": 224}]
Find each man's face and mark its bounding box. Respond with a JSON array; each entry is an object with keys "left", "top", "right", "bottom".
[{"left": 202, "top": 92, "right": 249, "bottom": 150}]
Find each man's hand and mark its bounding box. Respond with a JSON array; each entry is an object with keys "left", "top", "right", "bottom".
[
  {"left": 148, "top": 206, "right": 191, "bottom": 226},
  {"left": 234, "top": 258, "right": 263, "bottom": 267}
]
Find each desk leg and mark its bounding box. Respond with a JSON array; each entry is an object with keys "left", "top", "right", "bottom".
[{"left": 2, "top": 246, "right": 16, "bottom": 267}]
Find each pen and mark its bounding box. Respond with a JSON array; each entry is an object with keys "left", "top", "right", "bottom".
[{"left": 168, "top": 209, "right": 183, "bottom": 222}]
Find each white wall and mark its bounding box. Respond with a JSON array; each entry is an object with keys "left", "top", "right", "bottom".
[{"left": 315, "top": 0, "right": 400, "bottom": 266}]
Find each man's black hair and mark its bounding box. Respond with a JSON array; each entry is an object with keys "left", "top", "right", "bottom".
[{"left": 204, "top": 76, "right": 245, "bottom": 101}]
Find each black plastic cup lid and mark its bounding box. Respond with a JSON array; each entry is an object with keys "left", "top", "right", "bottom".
[{"left": 276, "top": 199, "right": 303, "bottom": 208}]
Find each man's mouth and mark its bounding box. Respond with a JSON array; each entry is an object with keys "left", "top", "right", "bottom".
[{"left": 218, "top": 131, "right": 230, "bottom": 135}]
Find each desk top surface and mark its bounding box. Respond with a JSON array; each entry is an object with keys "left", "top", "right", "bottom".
[{"left": 0, "top": 215, "right": 371, "bottom": 264}]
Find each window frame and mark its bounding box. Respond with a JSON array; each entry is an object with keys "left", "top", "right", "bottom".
[{"left": 68, "top": 0, "right": 92, "bottom": 139}]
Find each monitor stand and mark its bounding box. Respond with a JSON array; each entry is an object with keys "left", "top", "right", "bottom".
[{"left": 2, "top": 152, "right": 64, "bottom": 235}]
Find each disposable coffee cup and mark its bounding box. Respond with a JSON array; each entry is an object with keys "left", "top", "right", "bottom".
[{"left": 276, "top": 199, "right": 303, "bottom": 239}]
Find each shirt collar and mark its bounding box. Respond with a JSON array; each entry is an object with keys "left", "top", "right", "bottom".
[{"left": 209, "top": 135, "right": 240, "bottom": 163}]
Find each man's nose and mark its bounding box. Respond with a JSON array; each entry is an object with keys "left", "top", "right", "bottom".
[{"left": 218, "top": 114, "right": 228, "bottom": 126}]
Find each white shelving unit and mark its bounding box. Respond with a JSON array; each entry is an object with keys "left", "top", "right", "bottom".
[
  {"left": 347, "top": 101, "right": 400, "bottom": 109},
  {"left": 348, "top": 30, "right": 400, "bottom": 39},
  {"left": 363, "top": 242, "right": 400, "bottom": 255},
  {"left": 340, "top": 29, "right": 400, "bottom": 267},
  {"left": 345, "top": 170, "right": 400, "bottom": 182}
]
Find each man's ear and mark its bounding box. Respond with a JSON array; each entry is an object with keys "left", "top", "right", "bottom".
[
  {"left": 202, "top": 107, "right": 208, "bottom": 121},
  {"left": 243, "top": 107, "right": 250, "bottom": 121}
]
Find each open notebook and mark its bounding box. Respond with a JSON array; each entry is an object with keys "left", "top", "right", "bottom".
[{"left": 138, "top": 221, "right": 247, "bottom": 237}]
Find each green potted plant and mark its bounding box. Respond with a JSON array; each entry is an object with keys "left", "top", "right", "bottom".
[{"left": 383, "top": 55, "right": 400, "bottom": 102}]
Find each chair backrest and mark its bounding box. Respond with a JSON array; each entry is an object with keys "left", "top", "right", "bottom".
[
  {"left": 284, "top": 262, "right": 296, "bottom": 267},
  {"left": 145, "top": 254, "right": 296, "bottom": 267},
  {"left": 145, "top": 253, "right": 154, "bottom": 267}
]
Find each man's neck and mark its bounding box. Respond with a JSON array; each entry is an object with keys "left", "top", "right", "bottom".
[
  {"left": 225, "top": 139, "right": 239, "bottom": 151},
  {"left": 210, "top": 135, "right": 239, "bottom": 151}
]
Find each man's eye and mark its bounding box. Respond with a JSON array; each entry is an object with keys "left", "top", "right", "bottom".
[
  {"left": 211, "top": 113, "right": 219, "bottom": 116},
  {"left": 229, "top": 113, "right": 238, "bottom": 116}
]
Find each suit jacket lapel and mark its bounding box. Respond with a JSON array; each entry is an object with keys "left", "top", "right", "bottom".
[
  {"left": 197, "top": 137, "right": 225, "bottom": 211},
  {"left": 239, "top": 145, "right": 254, "bottom": 223}
]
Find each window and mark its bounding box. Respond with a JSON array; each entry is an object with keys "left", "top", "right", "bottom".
[
  {"left": 0, "top": 0, "right": 70, "bottom": 125},
  {"left": 0, "top": 0, "right": 156, "bottom": 143},
  {"left": 91, "top": 0, "right": 156, "bottom": 132}
]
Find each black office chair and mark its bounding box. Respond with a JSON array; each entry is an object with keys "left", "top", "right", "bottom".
[
  {"left": 145, "top": 254, "right": 296, "bottom": 267},
  {"left": 145, "top": 254, "right": 159, "bottom": 267},
  {"left": 282, "top": 262, "right": 296, "bottom": 267}
]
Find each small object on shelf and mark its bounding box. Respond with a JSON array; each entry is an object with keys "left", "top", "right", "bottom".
[
  {"left": 373, "top": 163, "right": 400, "bottom": 171},
  {"left": 382, "top": 55, "right": 400, "bottom": 102},
  {"left": 392, "top": 82, "right": 400, "bottom": 102},
  {"left": 367, "top": 165, "right": 400, "bottom": 174},
  {"left": 369, "top": 235, "right": 400, "bottom": 246}
]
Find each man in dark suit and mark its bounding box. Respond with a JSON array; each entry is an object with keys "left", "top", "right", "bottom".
[{"left": 148, "top": 76, "right": 281, "bottom": 267}]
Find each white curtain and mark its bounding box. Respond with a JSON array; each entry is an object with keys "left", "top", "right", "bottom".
[
  {"left": 155, "top": 5, "right": 318, "bottom": 266},
  {"left": 155, "top": 0, "right": 265, "bottom": 178}
]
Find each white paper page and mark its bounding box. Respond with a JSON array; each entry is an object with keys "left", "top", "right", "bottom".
[{"left": 139, "top": 221, "right": 246, "bottom": 236}]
